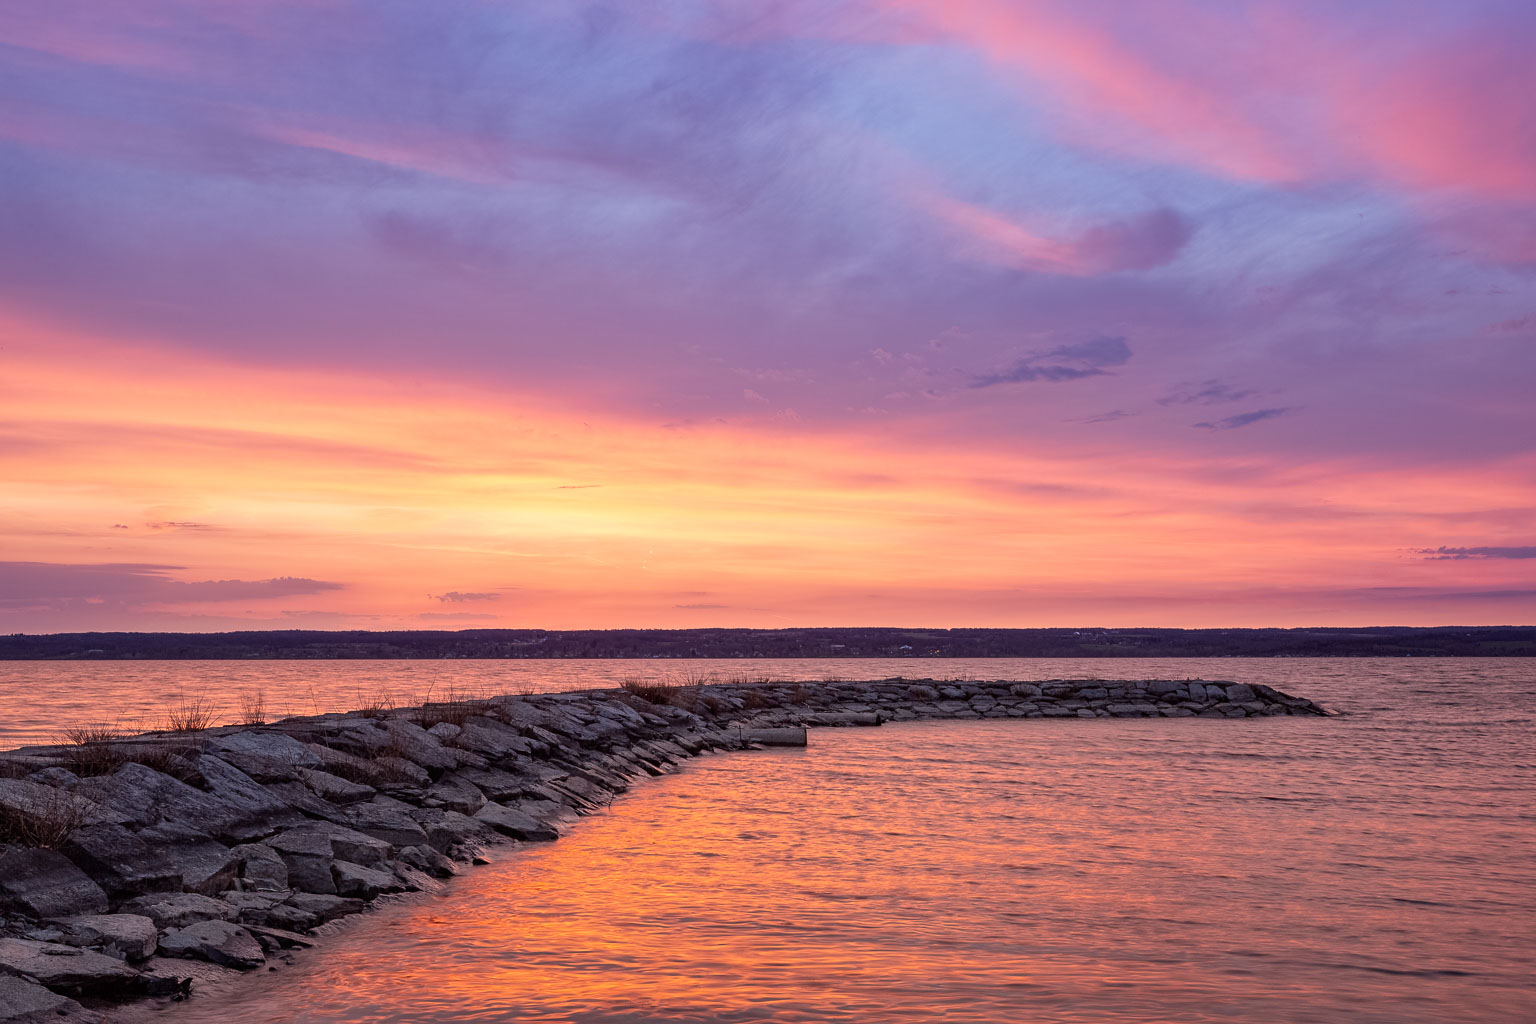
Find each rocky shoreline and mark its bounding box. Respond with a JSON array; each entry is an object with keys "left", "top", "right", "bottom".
[{"left": 0, "top": 677, "right": 1326, "bottom": 1021}]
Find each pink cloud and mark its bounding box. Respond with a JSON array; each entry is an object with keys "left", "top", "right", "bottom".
[
  {"left": 925, "top": 192, "right": 1190, "bottom": 275},
  {"left": 865, "top": 0, "right": 1535, "bottom": 203}
]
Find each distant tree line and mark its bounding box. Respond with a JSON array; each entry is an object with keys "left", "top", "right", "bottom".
[{"left": 0, "top": 626, "right": 1531, "bottom": 660}]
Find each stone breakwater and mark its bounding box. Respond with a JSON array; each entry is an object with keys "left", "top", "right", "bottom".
[{"left": 0, "top": 678, "right": 1324, "bottom": 1020}]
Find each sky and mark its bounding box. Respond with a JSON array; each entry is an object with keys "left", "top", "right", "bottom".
[{"left": 2, "top": 0, "right": 1534, "bottom": 632}]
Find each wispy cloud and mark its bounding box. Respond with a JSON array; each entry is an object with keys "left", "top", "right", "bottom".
[
  {"left": 0, "top": 562, "right": 342, "bottom": 610},
  {"left": 432, "top": 591, "right": 501, "bottom": 603},
  {"left": 1158, "top": 380, "right": 1261, "bottom": 407},
  {"left": 1194, "top": 407, "right": 1294, "bottom": 431},
  {"left": 1417, "top": 546, "right": 1536, "bottom": 560},
  {"left": 970, "top": 336, "right": 1132, "bottom": 388}
]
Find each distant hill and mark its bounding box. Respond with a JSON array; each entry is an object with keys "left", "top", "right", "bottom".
[{"left": 0, "top": 626, "right": 1532, "bottom": 659}]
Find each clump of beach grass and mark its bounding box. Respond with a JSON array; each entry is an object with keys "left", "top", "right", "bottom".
[
  {"left": 238, "top": 689, "right": 267, "bottom": 726},
  {"left": 163, "top": 695, "right": 218, "bottom": 734},
  {"left": 0, "top": 787, "right": 91, "bottom": 849},
  {"left": 60, "top": 723, "right": 130, "bottom": 777}
]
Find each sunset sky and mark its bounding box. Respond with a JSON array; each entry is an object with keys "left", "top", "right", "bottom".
[{"left": 3, "top": 0, "right": 1533, "bottom": 631}]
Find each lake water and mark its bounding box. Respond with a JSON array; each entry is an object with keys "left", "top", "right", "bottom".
[{"left": 9, "top": 657, "right": 1534, "bottom": 1022}]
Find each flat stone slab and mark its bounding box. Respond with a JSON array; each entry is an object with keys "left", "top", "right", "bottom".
[
  {"left": 0, "top": 938, "right": 141, "bottom": 998},
  {"left": 157, "top": 920, "right": 264, "bottom": 971},
  {"left": 52, "top": 914, "right": 157, "bottom": 962},
  {"left": 205, "top": 732, "right": 321, "bottom": 782},
  {"left": 473, "top": 802, "right": 558, "bottom": 842},
  {"left": 0, "top": 975, "right": 84, "bottom": 1023},
  {"left": 0, "top": 848, "right": 108, "bottom": 919},
  {"left": 121, "top": 893, "right": 235, "bottom": 931}
]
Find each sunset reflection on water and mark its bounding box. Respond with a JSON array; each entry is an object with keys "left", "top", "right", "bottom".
[{"left": 133, "top": 660, "right": 1534, "bottom": 1023}]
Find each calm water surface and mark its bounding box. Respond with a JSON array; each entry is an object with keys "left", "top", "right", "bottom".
[{"left": 15, "top": 658, "right": 1534, "bottom": 1023}]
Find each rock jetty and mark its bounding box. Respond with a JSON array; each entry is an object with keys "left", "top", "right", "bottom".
[{"left": 0, "top": 677, "right": 1325, "bottom": 1020}]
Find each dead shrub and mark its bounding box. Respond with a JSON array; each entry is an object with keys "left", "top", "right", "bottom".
[
  {"left": 60, "top": 723, "right": 129, "bottom": 777},
  {"left": 163, "top": 696, "right": 217, "bottom": 734},
  {"left": 621, "top": 680, "right": 681, "bottom": 704},
  {"left": 238, "top": 690, "right": 267, "bottom": 726},
  {"left": 126, "top": 741, "right": 200, "bottom": 782},
  {"left": 0, "top": 788, "right": 90, "bottom": 849}
]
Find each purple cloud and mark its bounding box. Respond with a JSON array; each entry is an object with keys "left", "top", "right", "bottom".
[
  {"left": 0, "top": 562, "right": 342, "bottom": 610},
  {"left": 969, "top": 336, "right": 1132, "bottom": 388},
  {"left": 1194, "top": 407, "right": 1295, "bottom": 431},
  {"left": 1417, "top": 546, "right": 1536, "bottom": 560}
]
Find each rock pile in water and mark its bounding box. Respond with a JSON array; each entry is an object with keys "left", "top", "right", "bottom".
[{"left": 0, "top": 677, "right": 1324, "bottom": 1019}]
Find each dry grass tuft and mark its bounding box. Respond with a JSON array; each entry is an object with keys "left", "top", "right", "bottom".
[
  {"left": 163, "top": 696, "right": 218, "bottom": 733},
  {"left": 412, "top": 699, "right": 492, "bottom": 728},
  {"left": 60, "top": 723, "right": 129, "bottom": 777},
  {"left": 0, "top": 787, "right": 91, "bottom": 848},
  {"left": 238, "top": 690, "right": 267, "bottom": 726},
  {"left": 621, "top": 680, "right": 683, "bottom": 705}
]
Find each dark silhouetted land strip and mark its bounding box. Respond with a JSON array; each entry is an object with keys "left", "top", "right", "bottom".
[{"left": 0, "top": 626, "right": 1532, "bottom": 660}]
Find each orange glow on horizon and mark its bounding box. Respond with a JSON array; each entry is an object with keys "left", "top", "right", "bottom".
[{"left": 4, "top": 307, "right": 1531, "bottom": 631}]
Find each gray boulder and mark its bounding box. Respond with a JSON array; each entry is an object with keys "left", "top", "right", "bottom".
[
  {"left": 59, "top": 825, "right": 181, "bottom": 901},
  {"left": 381, "top": 720, "right": 458, "bottom": 772},
  {"left": 133, "top": 822, "right": 238, "bottom": 896},
  {"left": 396, "top": 844, "right": 458, "bottom": 879},
  {"left": 0, "top": 847, "right": 109, "bottom": 918},
  {"left": 1224, "top": 683, "right": 1256, "bottom": 703},
  {"left": 453, "top": 767, "right": 530, "bottom": 802},
  {"left": 424, "top": 778, "right": 486, "bottom": 815},
  {"left": 330, "top": 860, "right": 399, "bottom": 900},
  {"left": 345, "top": 801, "right": 430, "bottom": 848},
  {"left": 204, "top": 732, "right": 320, "bottom": 783},
  {"left": 53, "top": 914, "right": 157, "bottom": 961},
  {"left": 373, "top": 757, "right": 431, "bottom": 787},
  {"left": 290, "top": 823, "right": 392, "bottom": 867},
  {"left": 72, "top": 763, "right": 270, "bottom": 844},
  {"left": 407, "top": 809, "right": 490, "bottom": 853},
  {"left": 194, "top": 755, "right": 305, "bottom": 834},
  {"left": 0, "top": 974, "right": 84, "bottom": 1023},
  {"left": 120, "top": 893, "right": 235, "bottom": 930},
  {"left": 473, "top": 803, "right": 558, "bottom": 842},
  {"left": 158, "top": 920, "right": 264, "bottom": 970},
  {"left": 299, "top": 769, "right": 374, "bottom": 805},
  {"left": 231, "top": 843, "right": 288, "bottom": 892},
  {"left": 0, "top": 780, "right": 109, "bottom": 829},
  {"left": 453, "top": 719, "right": 535, "bottom": 760},
  {"left": 263, "top": 831, "right": 336, "bottom": 895},
  {"left": 0, "top": 938, "right": 140, "bottom": 998},
  {"left": 264, "top": 893, "right": 364, "bottom": 932}
]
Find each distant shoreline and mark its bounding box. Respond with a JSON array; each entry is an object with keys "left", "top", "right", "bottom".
[{"left": 1, "top": 626, "right": 1532, "bottom": 660}]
